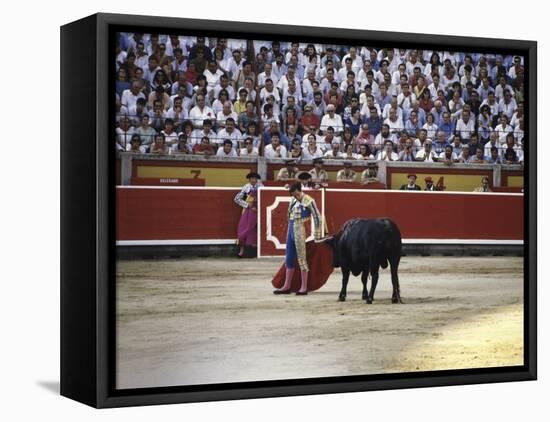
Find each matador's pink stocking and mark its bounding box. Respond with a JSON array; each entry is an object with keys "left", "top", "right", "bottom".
[
  {"left": 281, "top": 267, "right": 295, "bottom": 290},
  {"left": 299, "top": 270, "right": 308, "bottom": 293}
]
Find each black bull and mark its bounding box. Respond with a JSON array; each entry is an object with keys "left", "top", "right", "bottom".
[{"left": 324, "top": 218, "right": 402, "bottom": 304}]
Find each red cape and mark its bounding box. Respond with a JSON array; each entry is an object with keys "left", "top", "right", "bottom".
[{"left": 271, "top": 240, "right": 335, "bottom": 292}]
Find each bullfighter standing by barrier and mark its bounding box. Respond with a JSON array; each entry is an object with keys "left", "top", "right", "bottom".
[{"left": 234, "top": 172, "right": 263, "bottom": 258}]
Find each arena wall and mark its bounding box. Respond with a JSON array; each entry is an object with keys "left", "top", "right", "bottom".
[{"left": 116, "top": 186, "right": 523, "bottom": 258}]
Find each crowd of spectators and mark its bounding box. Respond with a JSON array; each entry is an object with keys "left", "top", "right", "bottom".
[{"left": 115, "top": 33, "right": 525, "bottom": 165}]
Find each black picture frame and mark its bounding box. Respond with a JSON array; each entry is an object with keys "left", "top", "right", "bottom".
[{"left": 61, "top": 12, "right": 537, "bottom": 408}]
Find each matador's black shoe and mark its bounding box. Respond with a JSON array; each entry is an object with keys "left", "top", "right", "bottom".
[
  {"left": 295, "top": 291, "right": 308, "bottom": 295},
  {"left": 273, "top": 289, "right": 291, "bottom": 295}
]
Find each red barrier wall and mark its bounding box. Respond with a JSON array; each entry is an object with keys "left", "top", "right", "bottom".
[
  {"left": 325, "top": 190, "right": 523, "bottom": 240},
  {"left": 117, "top": 188, "right": 523, "bottom": 254},
  {"left": 258, "top": 188, "right": 523, "bottom": 256},
  {"left": 117, "top": 187, "right": 241, "bottom": 241}
]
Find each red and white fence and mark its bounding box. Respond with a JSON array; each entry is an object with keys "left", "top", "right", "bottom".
[{"left": 117, "top": 186, "right": 523, "bottom": 256}]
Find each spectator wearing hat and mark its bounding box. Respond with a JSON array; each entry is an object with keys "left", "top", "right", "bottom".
[
  {"left": 277, "top": 159, "right": 300, "bottom": 182},
  {"left": 336, "top": 162, "right": 357, "bottom": 183},
  {"left": 216, "top": 139, "right": 238, "bottom": 157},
  {"left": 297, "top": 171, "right": 315, "bottom": 189},
  {"left": 234, "top": 172, "right": 263, "bottom": 258},
  {"left": 400, "top": 174, "right": 421, "bottom": 190},
  {"left": 423, "top": 176, "right": 437, "bottom": 191},
  {"left": 309, "top": 158, "right": 329, "bottom": 184}
]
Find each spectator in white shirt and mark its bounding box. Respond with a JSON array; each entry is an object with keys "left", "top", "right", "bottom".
[
  {"left": 494, "top": 115, "right": 514, "bottom": 145},
  {"left": 217, "top": 118, "right": 242, "bottom": 149},
  {"left": 302, "top": 134, "right": 324, "bottom": 160},
  {"left": 337, "top": 57, "right": 354, "bottom": 83},
  {"left": 227, "top": 50, "right": 245, "bottom": 81},
  {"left": 320, "top": 104, "right": 344, "bottom": 135},
  {"left": 121, "top": 81, "right": 146, "bottom": 111},
  {"left": 439, "top": 145, "right": 458, "bottom": 163},
  {"left": 448, "top": 90, "right": 465, "bottom": 121},
  {"left": 188, "top": 94, "right": 215, "bottom": 128},
  {"left": 422, "top": 113, "right": 439, "bottom": 139},
  {"left": 415, "top": 139, "right": 438, "bottom": 162},
  {"left": 203, "top": 60, "right": 224, "bottom": 93},
  {"left": 216, "top": 101, "right": 238, "bottom": 129},
  {"left": 282, "top": 79, "right": 303, "bottom": 106},
  {"left": 455, "top": 110, "right": 476, "bottom": 141},
  {"left": 191, "top": 119, "right": 218, "bottom": 147},
  {"left": 510, "top": 102, "right": 524, "bottom": 128},
  {"left": 384, "top": 107, "right": 404, "bottom": 135},
  {"left": 260, "top": 78, "right": 280, "bottom": 104},
  {"left": 264, "top": 133, "right": 288, "bottom": 159},
  {"left": 257, "top": 63, "right": 279, "bottom": 88},
  {"left": 216, "top": 139, "right": 238, "bottom": 157},
  {"left": 324, "top": 141, "right": 343, "bottom": 159},
  {"left": 239, "top": 137, "right": 259, "bottom": 157},
  {"left": 428, "top": 74, "right": 444, "bottom": 100},
  {"left": 277, "top": 65, "right": 301, "bottom": 94},
  {"left": 116, "top": 116, "right": 135, "bottom": 151},
  {"left": 126, "top": 134, "right": 147, "bottom": 154},
  {"left": 498, "top": 90, "right": 518, "bottom": 121},
  {"left": 161, "top": 118, "right": 179, "bottom": 147},
  {"left": 271, "top": 54, "right": 287, "bottom": 81},
  {"left": 212, "top": 74, "right": 236, "bottom": 101},
  {"left": 494, "top": 76, "right": 514, "bottom": 102},
  {"left": 376, "top": 140, "right": 398, "bottom": 161}
]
